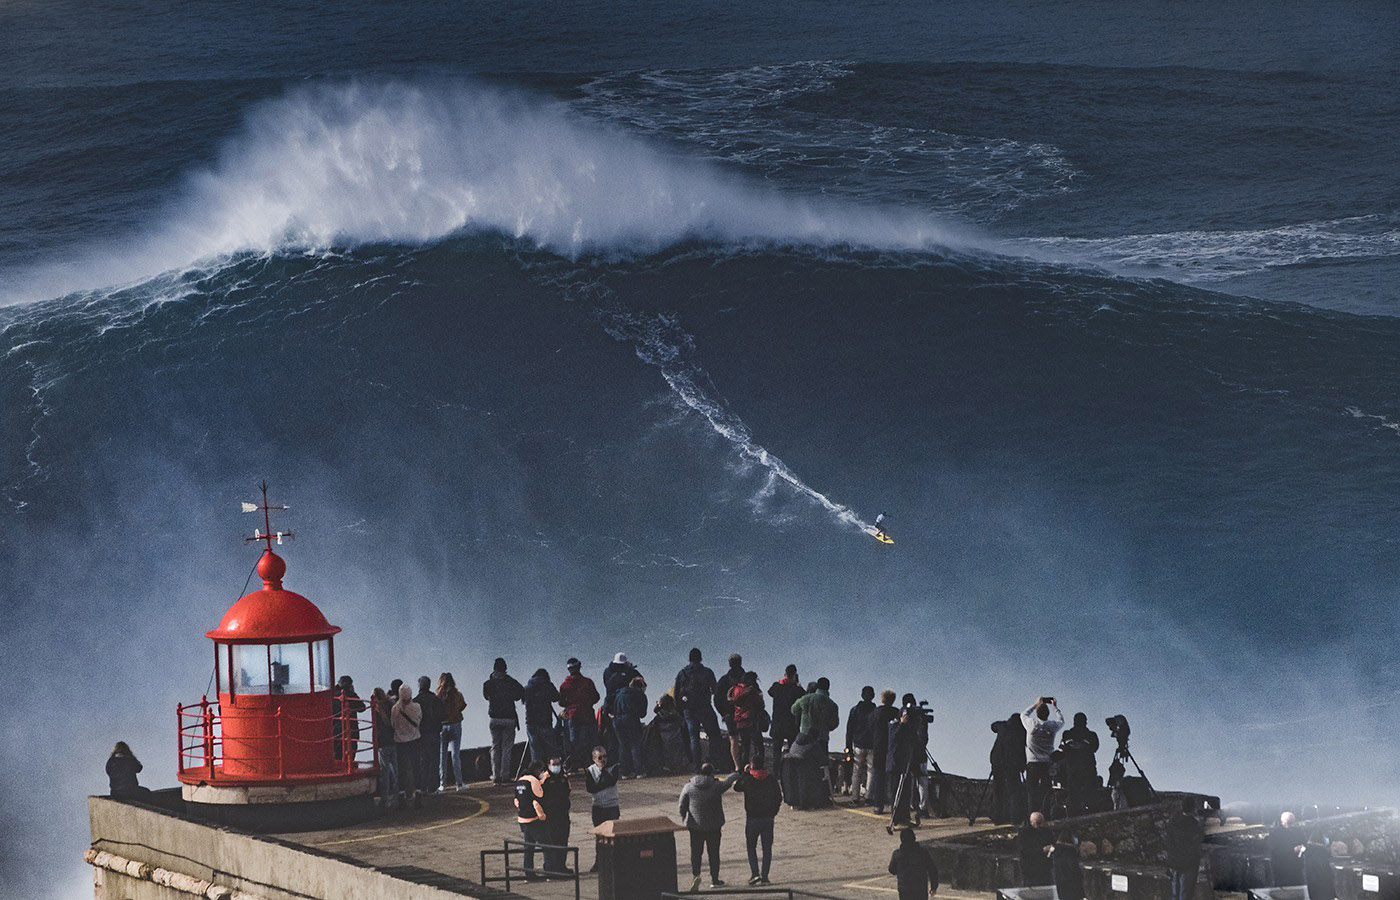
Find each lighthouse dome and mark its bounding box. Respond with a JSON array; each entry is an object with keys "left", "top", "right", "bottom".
[{"left": 205, "top": 550, "right": 341, "bottom": 643}]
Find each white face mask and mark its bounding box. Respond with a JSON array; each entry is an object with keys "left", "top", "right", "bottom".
[{"left": 549, "top": 764, "right": 562, "bottom": 775}]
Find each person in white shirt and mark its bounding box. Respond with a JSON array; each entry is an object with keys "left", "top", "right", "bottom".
[{"left": 1020, "top": 697, "right": 1063, "bottom": 817}]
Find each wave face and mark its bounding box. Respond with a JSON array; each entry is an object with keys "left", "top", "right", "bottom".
[{"left": 4, "top": 78, "right": 990, "bottom": 304}]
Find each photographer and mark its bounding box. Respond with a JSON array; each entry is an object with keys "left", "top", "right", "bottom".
[
  {"left": 1057, "top": 713, "right": 1100, "bottom": 816},
  {"left": 1020, "top": 697, "right": 1063, "bottom": 817},
  {"left": 989, "top": 714, "right": 1026, "bottom": 824},
  {"left": 890, "top": 698, "right": 931, "bottom": 828}
]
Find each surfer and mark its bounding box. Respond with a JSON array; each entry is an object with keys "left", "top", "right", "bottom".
[{"left": 873, "top": 512, "right": 892, "bottom": 543}]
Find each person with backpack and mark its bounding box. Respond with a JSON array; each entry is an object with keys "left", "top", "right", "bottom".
[
  {"left": 734, "top": 746, "right": 783, "bottom": 885},
  {"left": 889, "top": 828, "right": 940, "bottom": 900},
  {"left": 714, "top": 653, "right": 747, "bottom": 769},
  {"left": 728, "top": 671, "right": 765, "bottom": 769},
  {"left": 675, "top": 648, "right": 723, "bottom": 773}
]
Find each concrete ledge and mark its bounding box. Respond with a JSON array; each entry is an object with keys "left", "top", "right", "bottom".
[{"left": 182, "top": 776, "right": 375, "bottom": 806}]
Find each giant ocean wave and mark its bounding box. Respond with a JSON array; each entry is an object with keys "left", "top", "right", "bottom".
[{"left": 2, "top": 78, "right": 998, "bottom": 306}]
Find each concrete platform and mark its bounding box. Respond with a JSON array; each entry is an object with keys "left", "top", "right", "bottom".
[{"left": 282, "top": 773, "right": 1002, "bottom": 900}]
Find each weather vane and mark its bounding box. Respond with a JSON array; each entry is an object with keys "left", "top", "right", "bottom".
[{"left": 241, "top": 481, "right": 293, "bottom": 551}]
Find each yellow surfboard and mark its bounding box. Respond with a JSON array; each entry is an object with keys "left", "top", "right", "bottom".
[{"left": 869, "top": 528, "right": 894, "bottom": 545}]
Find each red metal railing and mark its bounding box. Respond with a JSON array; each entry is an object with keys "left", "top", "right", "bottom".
[{"left": 177, "top": 695, "right": 379, "bottom": 781}]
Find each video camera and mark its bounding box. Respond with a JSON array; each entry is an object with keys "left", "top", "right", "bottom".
[{"left": 1105, "top": 714, "right": 1131, "bottom": 753}]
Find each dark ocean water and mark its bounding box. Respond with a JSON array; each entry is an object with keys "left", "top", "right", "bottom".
[{"left": 3, "top": 1, "right": 1400, "bottom": 896}]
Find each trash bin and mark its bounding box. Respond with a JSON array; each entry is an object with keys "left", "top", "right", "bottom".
[{"left": 594, "top": 816, "right": 685, "bottom": 900}]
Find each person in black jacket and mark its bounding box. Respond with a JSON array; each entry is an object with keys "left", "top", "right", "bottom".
[
  {"left": 888, "top": 828, "right": 938, "bottom": 900},
  {"left": 106, "top": 742, "right": 148, "bottom": 798},
  {"left": 735, "top": 747, "right": 784, "bottom": 885},
  {"left": 540, "top": 757, "right": 573, "bottom": 876},
  {"left": 414, "top": 675, "right": 445, "bottom": 793},
  {"left": 1017, "top": 812, "right": 1054, "bottom": 886},
  {"left": 870, "top": 690, "right": 899, "bottom": 814},
  {"left": 714, "top": 653, "right": 747, "bottom": 770},
  {"left": 846, "top": 686, "right": 877, "bottom": 804},
  {"left": 1268, "top": 812, "right": 1306, "bottom": 886},
  {"left": 484, "top": 658, "right": 525, "bottom": 784},
  {"left": 524, "top": 669, "right": 561, "bottom": 764},
  {"left": 990, "top": 715, "right": 1027, "bottom": 824},
  {"left": 1166, "top": 798, "right": 1205, "bottom": 900},
  {"left": 1050, "top": 837, "right": 1085, "bottom": 900},
  {"left": 676, "top": 648, "right": 723, "bottom": 773},
  {"left": 1058, "top": 713, "right": 1100, "bottom": 816},
  {"left": 767, "top": 665, "right": 805, "bottom": 770}
]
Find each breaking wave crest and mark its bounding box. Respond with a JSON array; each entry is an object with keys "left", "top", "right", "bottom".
[{"left": 4, "top": 77, "right": 984, "bottom": 305}]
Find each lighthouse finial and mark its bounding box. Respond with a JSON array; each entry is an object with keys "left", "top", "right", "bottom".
[{"left": 242, "top": 481, "right": 294, "bottom": 554}]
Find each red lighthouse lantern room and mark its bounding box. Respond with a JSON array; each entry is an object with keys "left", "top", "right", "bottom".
[{"left": 177, "top": 486, "right": 377, "bottom": 830}]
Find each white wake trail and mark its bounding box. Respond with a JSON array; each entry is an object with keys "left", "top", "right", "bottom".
[{"left": 603, "top": 308, "right": 871, "bottom": 535}]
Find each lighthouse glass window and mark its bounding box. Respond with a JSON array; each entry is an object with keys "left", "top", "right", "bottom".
[
  {"left": 311, "top": 640, "right": 331, "bottom": 691},
  {"left": 233, "top": 644, "right": 270, "bottom": 694},
  {"left": 268, "top": 643, "right": 312, "bottom": 694}
]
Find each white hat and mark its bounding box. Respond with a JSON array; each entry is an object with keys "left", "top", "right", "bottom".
[{"left": 613, "top": 652, "right": 628, "bottom": 664}]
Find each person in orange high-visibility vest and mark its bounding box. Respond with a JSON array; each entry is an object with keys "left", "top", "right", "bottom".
[{"left": 515, "top": 759, "right": 549, "bottom": 880}]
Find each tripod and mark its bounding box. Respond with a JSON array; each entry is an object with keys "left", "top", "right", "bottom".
[
  {"left": 1110, "top": 743, "right": 1154, "bottom": 802},
  {"left": 886, "top": 749, "right": 944, "bottom": 834}
]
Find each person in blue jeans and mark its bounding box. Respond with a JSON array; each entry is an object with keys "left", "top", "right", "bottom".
[
  {"left": 734, "top": 747, "right": 783, "bottom": 885},
  {"left": 674, "top": 648, "right": 723, "bottom": 772},
  {"left": 613, "top": 676, "right": 649, "bottom": 777}
]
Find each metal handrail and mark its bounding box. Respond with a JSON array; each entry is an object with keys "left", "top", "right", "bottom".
[
  {"left": 480, "top": 838, "right": 581, "bottom": 900},
  {"left": 176, "top": 694, "right": 380, "bottom": 779}
]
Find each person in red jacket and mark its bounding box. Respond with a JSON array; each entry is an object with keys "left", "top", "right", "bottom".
[
  {"left": 734, "top": 746, "right": 783, "bottom": 884},
  {"left": 559, "top": 658, "right": 601, "bottom": 770},
  {"left": 728, "top": 671, "right": 765, "bottom": 770}
]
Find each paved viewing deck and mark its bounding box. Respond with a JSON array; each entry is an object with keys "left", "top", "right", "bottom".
[{"left": 284, "top": 773, "right": 1000, "bottom": 900}]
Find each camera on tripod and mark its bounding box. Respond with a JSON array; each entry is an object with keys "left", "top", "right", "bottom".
[
  {"left": 1105, "top": 714, "right": 1131, "bottom": 754},
  {"left": 905, "top": 698, "right": 934, "bottom": 723}
]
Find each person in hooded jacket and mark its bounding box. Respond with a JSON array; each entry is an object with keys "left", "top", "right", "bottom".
[
  {"left": 888, "top": 828, "right": 939, "bottom": 900},
  {"left": 603, "top": 653, "right": 642, "bottom": 708},
  {"left": 415, "top": 675, "right": 445, "bottom": 794},
  {"left": 1166, "top": 798, "right": 1205, "bottom": 900},
  {"left": 767, "top": 665, "right": 805, "bottom": 763},
  {"left": 715, "top": 653, "right": 747, "bottom": 770},
  {"left": 679, "top": 762, "right": 742, "bottom": 891},
  {"left": 613, "top": 676, "right": 649, "bottom": 777},
  {"left": 675, "top": 648, "right": 723, "bottom": 773},
  {"left": 391, "top": 684, "right": 423, "bottom": 808},
  {"left": 734, "top": 747, "right": 783, "bottom": 885},
  {"left": 107, "top": 742, "right": 148, "bottom": 798},
  {"left": 989, "top": 714, "right": 1027, "bottom": 825},
  {"left": 728, "top": 671, "right": 764, "bottom": 770},
  {"left": 870, "top": 690, "right": 899, "bottom": 814},
  {"left": 483, "top": 658, "right": 525, "bottom": 784},
  {"left": 846, "top": 686, "right": 877, "bottom": 804},
  {"left": 524, "top": 668, "right": 561, "bottom": 764}
]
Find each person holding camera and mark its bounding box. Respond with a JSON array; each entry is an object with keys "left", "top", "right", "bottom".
[{"left": 1021, "top": 696, "right": 1064, "bottom": 817}]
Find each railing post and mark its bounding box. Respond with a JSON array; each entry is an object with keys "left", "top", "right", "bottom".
[
  {"left": 200, "top": 696, "right": 215, "bottom": 779},
  {"left": 276, "top": 706, "right": 284, "bottom": 779},
  {"left": 341, "top": 698, "right": 352, "bottom": 773},
  {"left": 176, "top": 702, "right": 184, "bottom": 775},
  {"left": 370, "top": 696, "right": 379, "bottom": 773}
]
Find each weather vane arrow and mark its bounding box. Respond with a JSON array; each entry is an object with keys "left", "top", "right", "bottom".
[{"left": 241, "top": 481, "right": 294, "bottom": 550}]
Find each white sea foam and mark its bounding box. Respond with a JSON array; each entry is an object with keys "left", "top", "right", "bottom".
[
  {"left": 1019, "top": 214, "right": 1400, "bottom": 283},
  {"left": 1, "top": 77, "right": 985, "bottom": 305}
]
